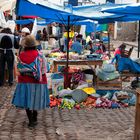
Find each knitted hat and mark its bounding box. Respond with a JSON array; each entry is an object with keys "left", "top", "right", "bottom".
[{"left": 23, "top": 35, "right": 39, "bottom": 47}]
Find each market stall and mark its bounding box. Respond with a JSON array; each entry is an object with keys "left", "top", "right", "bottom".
[{"left": 15, "top": 1, "right": 140, "bottom": 114}]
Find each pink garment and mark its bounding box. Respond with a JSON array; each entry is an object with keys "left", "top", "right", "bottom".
[{"left": 114, "top": 48, "right": 121, "bottom": 56}]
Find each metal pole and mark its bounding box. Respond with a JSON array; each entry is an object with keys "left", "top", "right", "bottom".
[
  {"left": 94, "top": 23, "right": 96, "bottom": 43},
  {"left": 108, "top": 31, "right": 110, "bottom": 58},
  {"left": 66, "top": 15, "right": 70, "bottom": 88},
  {"left": 138, "top": 21, "right": 140, "bottom": 58}
]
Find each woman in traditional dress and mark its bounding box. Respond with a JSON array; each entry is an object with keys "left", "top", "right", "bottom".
[{"left": 12, "top": 35, "right": 50, "bottom": 128}]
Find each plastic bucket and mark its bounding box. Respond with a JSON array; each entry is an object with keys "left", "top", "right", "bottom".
[
  {"left": 41, "top": 41, "right": 48, "bottom": 50},
  {"left": 51, "top": 73, "right": 64, "bottom": 96},
  {"left": 46, "top": 73, "right": 52, "bottom": 89}
]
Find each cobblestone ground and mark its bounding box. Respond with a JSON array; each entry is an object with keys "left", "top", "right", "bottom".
[{"left": 0, "top": 84, "right": 135, "bottom": 140}]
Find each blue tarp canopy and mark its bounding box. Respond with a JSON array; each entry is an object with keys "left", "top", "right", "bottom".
[
  {"left": 16, "top": 0, "right": 125, "bottom": 24},
  {"left": 16, "top": 1, "right": 140, "bottom": 24},
  {"left": 15, "top": 19, "right": 34, "bottom": 25},
  {"left": 15, "top": 18, "right": 107, "bottom": 33},
  {"left": 101, "top": 3, "right": 140, "bottom": 22},
  {"left": 16, "top": 0, "right": 85, "bottom": 23},
  {"left": 102, "top": 3, "right": 140, "bottom": 15},
  {"left": 15, "top": 19, "right": 53, "bottom": 25}
]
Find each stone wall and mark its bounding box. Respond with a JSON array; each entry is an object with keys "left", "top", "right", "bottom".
[{"left": 117, "top": 22, "right": 137, "bottom": 41}]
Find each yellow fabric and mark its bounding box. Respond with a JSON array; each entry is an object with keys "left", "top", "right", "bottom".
[
  {"left": 63, "top": 31, "right": 74, "bottom": 38},
  {"left": 82, "top": 87, "right": 96, "bottom": 95},
  {"left": 86, "top": 36, "right": 91, "bottom": 43},
  {"left": 49, "top": 52, "right": 75, "bottom": 58},
  {"left": 49, "top": 52, "right": 62, "bottom": 57}
]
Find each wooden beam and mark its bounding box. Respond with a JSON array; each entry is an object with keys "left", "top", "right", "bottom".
[{"left": 134, "top": 88, "right": 140, "bottom": 140}]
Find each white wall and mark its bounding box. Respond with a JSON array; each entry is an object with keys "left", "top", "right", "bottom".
[
  {"left": 115, "top": 0, "right": 137, "bottom": 4},
  {"left": 48, "top": 0, "right": 64, "bottom": 5},
  {"left": 63, "top": 0, "right": 138, "bottom": 4},
  {"left": 83, "top": 0, "right": 137, "bottom": 4},
  {"left": 87, "top": 0, "right": 106, "bottom": 4}
]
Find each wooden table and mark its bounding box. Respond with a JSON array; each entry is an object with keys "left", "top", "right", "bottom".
[{"left": 53, "top": 59, "right": 103, "bottom": 72}]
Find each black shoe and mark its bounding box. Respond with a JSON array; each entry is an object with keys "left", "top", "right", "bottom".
[
  {"left": 28, "top": 122, "right": 35, "bottom": 128},
  {"left": 26, "top": 109, "right": 34, "bottom": 128},
  {"left": 33, "top": 120, "right": 38, "bottom": 126},
  {"left": 9, "top": 83, "right": 13, "bottom": 86},
  {"left": 0, "top": 84, "right": 4, "bottom": 87},
  {"left": 33, "top": 110, "right": 38, "bottom": 125}
]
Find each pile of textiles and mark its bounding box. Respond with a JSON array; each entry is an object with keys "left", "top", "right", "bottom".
[{"left": 49, "top": 88, "right": 136, "bottom": 109}]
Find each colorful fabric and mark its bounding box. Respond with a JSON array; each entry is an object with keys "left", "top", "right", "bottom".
[
  {"left": 63, "top": 31, "right": 74, "bottom": 38},
  {"left": 18, "top": 50, "right": 43, "bottom": 83},
  {"left": 82, "top": 87, "right": 96, "bottom": 95},
  {"left": 72, "top": 70, "right": 85, "bottom": 83},
  {"left": 17, "top": 52, "right": 45, "bottom": 82}
]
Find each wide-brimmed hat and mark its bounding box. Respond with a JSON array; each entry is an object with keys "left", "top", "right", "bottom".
[{"left": 23, "top": 35, "right": 39, "bottom": 47}]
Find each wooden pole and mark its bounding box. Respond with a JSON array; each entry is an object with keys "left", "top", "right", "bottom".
[
  {"left": 134, "top": 1, "right": 139, "bottom": 140},
  {"left": 134, "top": 88, "right": 140, "bottom": 140}
]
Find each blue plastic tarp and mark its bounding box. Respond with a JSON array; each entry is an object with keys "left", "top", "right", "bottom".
[
  {"left": 102, "top": 3, "right": 140, "bottom": 15},
  {"left": 16, "top": 0, "right": 85, "bottom": 22},
  {"left": 15, "top": 19, "right": 53, "bottom": 25},
  {"left": 15, "top": 18, "right": 107, "bottom": 33},
  {"left": 16, "top": 1, "right": 140, "bottom": 25},
  {"left": 16, "top": 0, "right": 125, "bottom": 24},
  {"left": 115, "top": 55, "right": 140, "bottom": 73},
  {"left": 101, "top": 3, "right": 140, "bottom": 22},
  {"left": 15, "top": 19, "right": 34, "bottom": 25}
]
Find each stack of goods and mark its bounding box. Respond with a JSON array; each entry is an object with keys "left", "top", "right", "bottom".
[
  {"left": 96, "top": 63, "right": 120, "bottom": 81},
  {"left": 96, "top": 63, "right": 121, "bottom": 90}
]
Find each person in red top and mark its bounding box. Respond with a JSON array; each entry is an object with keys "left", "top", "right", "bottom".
[
  {"left": 112, "top": 43, "right": 126, "bottom": 63},
  {"left": 114, "top": 44, "right": 126, "bottom": 56},
  {"left": 12, "top": 35, "right": 50, "bottom": 128}
]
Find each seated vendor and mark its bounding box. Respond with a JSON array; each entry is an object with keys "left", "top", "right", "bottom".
[
  {"left": 99, "top": 40, "right": 106, "bottom": 53},
  {"left": 94, "top": 42, "right": 103, "bottom": 54},
  {"left": 112, "top": 44, "right": 126, "bottom": 63},
  {"left": 111, "top": 44, "right": 140, "bottom": 73},
  {"left": 71, "top": 35, "right": 83, "bottom": 55},
  {"left": 114, "top": 44, "right": 126, "bottom": 56},
  {"left": 88, "top": 41, "right": 94, "bottom": 54}
]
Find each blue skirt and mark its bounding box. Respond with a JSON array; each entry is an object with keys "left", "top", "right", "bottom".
[{"left": 12, "top": 83, "right": 50, "bottom": 110}]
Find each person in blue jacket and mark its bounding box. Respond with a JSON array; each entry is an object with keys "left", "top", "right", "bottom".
[{"left": 71, "top": 34, "right": 83, "bottom": 55}]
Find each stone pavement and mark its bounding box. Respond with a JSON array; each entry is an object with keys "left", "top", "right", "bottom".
[{"left": 0, "top": 84, "right": 135, "bottom": 140}]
